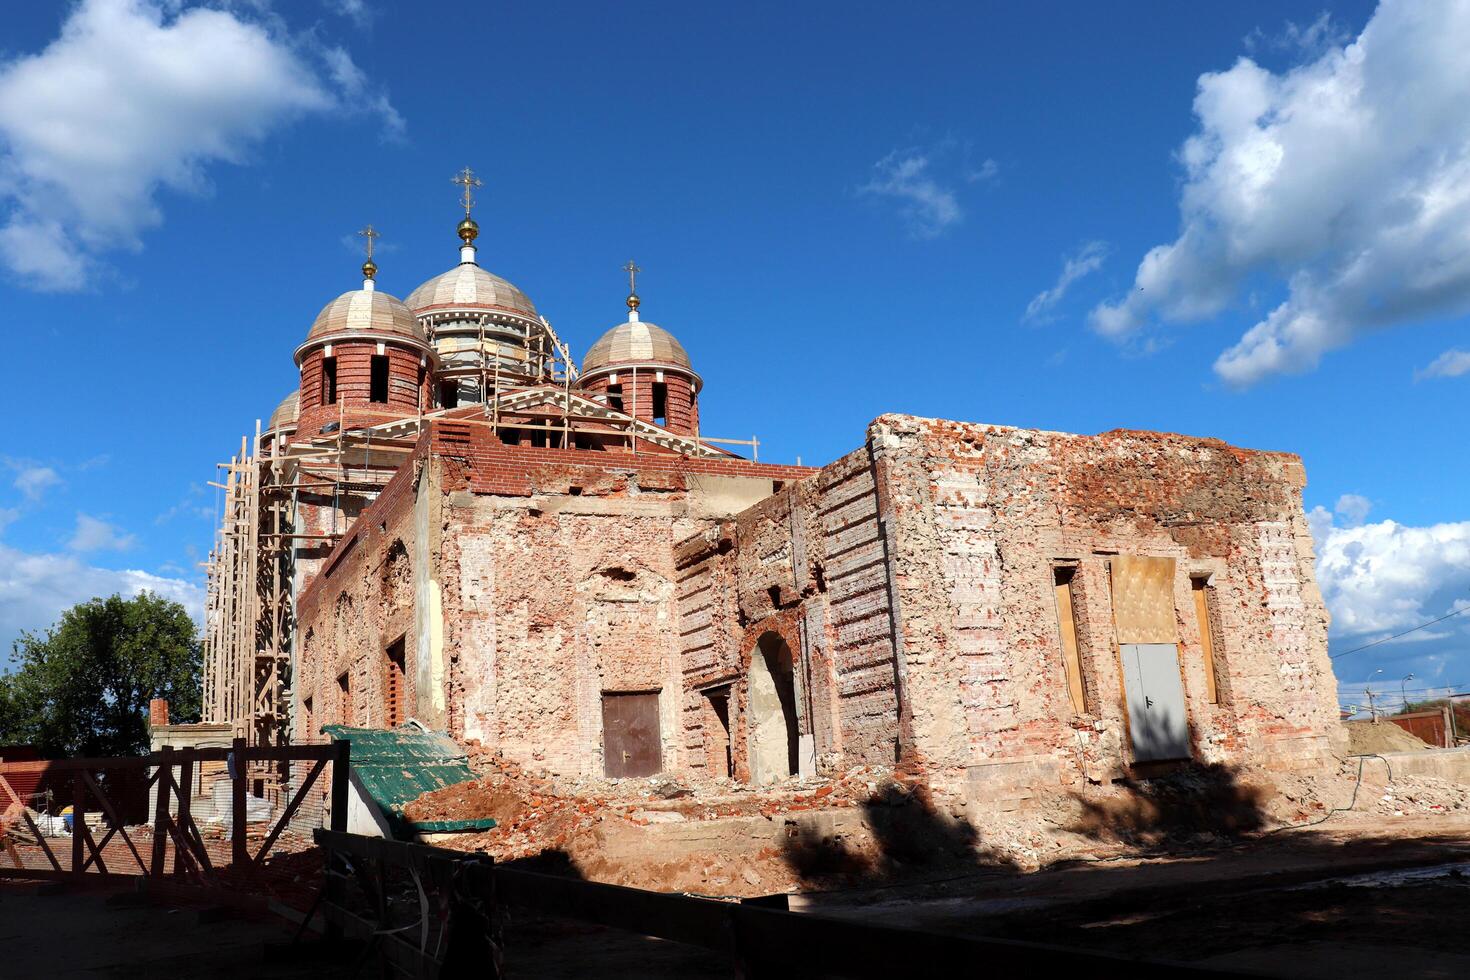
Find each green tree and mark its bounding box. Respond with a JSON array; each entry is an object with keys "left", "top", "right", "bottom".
[{"left": 0, "top": 593, "right": 200, "bottom": 758}]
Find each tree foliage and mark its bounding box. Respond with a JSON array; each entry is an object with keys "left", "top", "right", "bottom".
[{"left": 0, "top": 593, "right": 200, "bottom": 758}]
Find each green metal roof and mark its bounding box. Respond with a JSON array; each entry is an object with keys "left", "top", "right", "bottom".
[{"left": 323, "top": 725, "right": 496, "bottom": 837}]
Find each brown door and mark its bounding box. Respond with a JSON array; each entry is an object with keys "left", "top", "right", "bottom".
[{"left": 602, "top": 692, "right": 661, "bottom": 777}]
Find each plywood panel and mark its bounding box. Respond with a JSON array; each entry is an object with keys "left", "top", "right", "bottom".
[{"left": 1111, "top": 555, "right": 1178, "bottom": 644}]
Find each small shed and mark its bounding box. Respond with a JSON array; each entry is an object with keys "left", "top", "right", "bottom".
[{"left": 321, "top": 724, "right": 495, "bottom": 839}]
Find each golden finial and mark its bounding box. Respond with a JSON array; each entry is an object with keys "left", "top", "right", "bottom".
[
  {"left": 357, "top": 224, "right": 380, "bottom": 279},
  {"left": 623, "top": 259, "right": 641, "bottom": 310}
]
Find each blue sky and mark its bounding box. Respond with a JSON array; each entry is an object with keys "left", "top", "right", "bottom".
[{"left": 0, "top": 0, "right": 1466, "bottom": 710}]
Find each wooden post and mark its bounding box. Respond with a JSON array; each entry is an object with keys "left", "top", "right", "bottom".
[
  {"left": 174, "top": 749, "right": 195, "bottom": 876},
  {"left": 329, "top": 738, "right": 350, "bottom": 833},
  {"left": 71, "top": 773, "right": 85, "bottom": 878},
  {"left": 324, "top": 738, "right": 352, "bottom": 942},
  {"left": 151, "top": 746, "right": 173, "bottom": 876},
  {"left": 231, "top": 737, "right": 249, "bottom": 869}
]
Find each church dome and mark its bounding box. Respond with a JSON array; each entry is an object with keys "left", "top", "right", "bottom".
[
  {"left": 583, "top": 319, "right": 693, "bottom": 375},
  {"left": 406, "top": 264, "right": 539, "bottom": 321},
  {"left": 300, "top": 288, "right": 426, "bottom": 353},
  {"left": 266, "top": 390, "right": 298, "bottom": 433}
]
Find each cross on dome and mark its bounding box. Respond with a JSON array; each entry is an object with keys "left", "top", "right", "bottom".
[
  {"left": 357, "top": 223, "right": 380, "bottom": 287},
  {"left": 624, "top": 259, "right": 642, "bottom": 317},
  {"left": 452, "top": 167, "right": 482, "bottom": 217}
]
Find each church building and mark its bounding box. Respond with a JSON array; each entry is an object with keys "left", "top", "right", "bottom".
[{"left": 201, "top": 171, "right": 1344, "bottom": 811}]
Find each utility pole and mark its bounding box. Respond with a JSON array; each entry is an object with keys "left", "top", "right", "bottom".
[{"left": 1366, "top": 686, "right": 1378, "bottom": 722}]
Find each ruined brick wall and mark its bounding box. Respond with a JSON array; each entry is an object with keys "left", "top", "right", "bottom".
[
  {"left": 866, "top": 414, "right": 1344, "bottom": 802},
  {"left": 675, "top": 446, "right": 903, "bottom": 782},
  {"left": 293, "top": 445, "right": 429, "bottom": 741},
  {"left": 678, "top": 414, "right": 1343, "bottom": 804},
  {"left": 292, "top": 419, "right": 812, "bottom": 779}
]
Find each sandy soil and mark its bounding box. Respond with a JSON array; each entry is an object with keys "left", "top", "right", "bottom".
[{"left": 1346, "top": 718, "right": 1435, "bottom": 754}]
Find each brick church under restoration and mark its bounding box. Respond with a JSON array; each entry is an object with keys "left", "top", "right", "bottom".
[{"left": 202, "top": 184, "right": 1345, "bottom": 810}]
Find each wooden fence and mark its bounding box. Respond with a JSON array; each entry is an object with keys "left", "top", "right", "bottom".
[{"left": 0, "top": 740, "right": 349, "bottom": 884}]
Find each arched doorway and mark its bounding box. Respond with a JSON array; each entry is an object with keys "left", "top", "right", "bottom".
[{"left": 748, "top": 632, "right": 800, "bottom": 785}]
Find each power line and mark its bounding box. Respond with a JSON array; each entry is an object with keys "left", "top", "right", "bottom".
[{"left": 1329, "top": 605, "right": 1470, "bottom": 660}]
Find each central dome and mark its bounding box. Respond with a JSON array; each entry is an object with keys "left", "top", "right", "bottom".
[{"left": 406, "top": 264, "right": 538, "bottom": 320}]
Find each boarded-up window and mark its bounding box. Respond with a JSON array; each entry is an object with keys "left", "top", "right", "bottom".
[
  {"left": 1111, "top": 555, "right": 1178, "bottom": 643},
  {"left": 1192, "top": 578, "right": 1221, "bottom": 703},
  {"left": 1053, "top": 567, "right": 1088, "bottom": 714}
]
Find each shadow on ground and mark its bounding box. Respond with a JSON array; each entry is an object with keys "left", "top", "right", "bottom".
[
  {"left": 779, "top": 777, "right": 1019, "bottom": 887},
  {"left": 1067, "top": 762, "right": 1268, "bottom": 849}
]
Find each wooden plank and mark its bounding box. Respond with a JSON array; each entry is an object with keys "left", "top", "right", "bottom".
[
  {"left": 1192, "top": 579, "right": 1219, "bottom": 704},
  {"left": 231, "top": 738, "right": 249, "bottom": 869},
  {"left": 70, "top": 774, "right": 84, "bottom": 877},
  {"left": 1055, "top": 571, "right": 1088, "bottom": 714},
  {"left": 174, "top": 751, "right": 194, "bottom": 876},
  {"left": 150, "top": 749, "right": 173, "bottom": 876},
  {"left": 253, "top": 758, "right": 325, "bottom": 865},
  {"left": 80, "top": 771, "right": 147, "bottom": 874}
]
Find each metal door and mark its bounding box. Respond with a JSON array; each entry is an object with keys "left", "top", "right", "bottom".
[
  {"left": 602, "top": 692, "right": 662, "bottom": 777},
  {"left": 1120, "top": 643, "right": 1191, "bottom": 762}
]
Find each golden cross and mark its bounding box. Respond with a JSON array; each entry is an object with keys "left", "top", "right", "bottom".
[
  {"left": 452, "top": 166, "right": 483, "bottom": 216},
  {"left": 623, "top": 259, "right": 641, "bottom": 294},
  {"left": 357, "top": 224, "right": 379, "bottom": 260}
]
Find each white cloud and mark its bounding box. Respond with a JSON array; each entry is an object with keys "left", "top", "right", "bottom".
[
  {"left": 0, "top": 0, "right": 400, "bottom": 290},
  {"left": 1417, "top": 348, "right": 1470, "bottom": 380},
  {"left": 1025, "top": 241, "right": 1110, "bottom": 323},
  {"left": 1334, "top": 492, "right": 1373, "bottom": 527},
  {"left": 326, "top": 0, "right": 375, "bottom": 28},
  {"left": 859, "top": 150, "right": 963, "bottom": 239},
  {"left": 1244, "top": 12, "right": 1351, "bottom": 59},
  {"left": 0, "top": 541, "right": 202, "bottom": 652},
  {"left": 1312, "top": 514, "right": 1470, "bottom": 639},
  {"left": 321, "top": 46, "right": 403, "bottom": 139},
  {"left": 67, "top": 513, "right": 137, "bottom": 552},
  {"left": 13, "top": 466, "right": 61, "bottom": 500},
  {"left": 1092, "top": 1, "right": 1470, "bottom": 386},
  {"left": 967, "top": 158, "right": 1000, "bottom": 184}
]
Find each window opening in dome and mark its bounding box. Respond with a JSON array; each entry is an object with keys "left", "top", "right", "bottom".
[
  {"left": 606, "top": 383, "right": 624, "bottom": 413},
  {"left": 370, "top": 355, "right": 389, "bottom": 403},
  {"left": 652, "top": 382, "right": 668, "bottom": 426},
  {"left": 322, "top": 357, "right": 337, "bottom": 405},
  {"left": 440, "top": 381, "right": 459, "bottom": 409}
]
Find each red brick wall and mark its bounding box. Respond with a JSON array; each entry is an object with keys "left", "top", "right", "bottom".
[
  {"left": 428, "top": 419, "right": 811, "bottom": 497},
  {"left": 578, "top": 368, "right": 698, "bottom": 435},
  {"left": 296, "top": 342, "right": 428, "bottom": 438}
]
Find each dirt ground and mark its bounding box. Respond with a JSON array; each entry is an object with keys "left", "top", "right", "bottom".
[{"left": 403, "top": 747, "right": 1470, "bottom": 898}]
